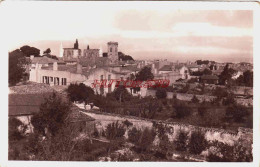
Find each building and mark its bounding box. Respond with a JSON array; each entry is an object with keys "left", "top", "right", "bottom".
[
  {"left": 107, "top": 42, "right": 118, "bottom": 64},
  {"left": 63, "top": 39, "right": 81, "bottom": 62},
  {"left": 29, "top": 62, "right": 86, "bottom": 86}
]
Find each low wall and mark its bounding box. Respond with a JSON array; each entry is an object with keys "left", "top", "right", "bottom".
[{"left": 76, "top": 104, "right": 252, "bottom": 146}]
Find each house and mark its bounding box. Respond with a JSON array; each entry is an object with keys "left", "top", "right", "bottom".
[
  {"left": 9, "top": 83, "right": 55, "bottom": 133},
  {"left": 200, "top": 75, "right": 219, "bottom": 84},
  {"left": 9, "top": 83, "right": 95, "bottom": 135}
]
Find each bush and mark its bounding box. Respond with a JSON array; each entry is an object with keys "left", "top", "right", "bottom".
[
  {"left": 129, "top": 127, "right": 156, "bottom": 153},
  {"left": 207, "top": 139, "right": 252, "bottom": 162},
  {"left": 155, "top": 88, "right": 167, "bottom": 99},
  {"left": 172, "top": 101, "right": 191, "bottom": 119},
  {"left": 226, "top": 104, "right": 249, "bottom": 123},
  {"left": 175, "top": 130, "right": 189, "bottom": 151},
  {"left": 105, "top": 121, "right": 126, "bottom": 140},
  {"left": 197, "top": 105, "right": 207, "bottom": 117},
  {"left": 67, "top": 83, "right": 94, "bottom": 103},
  {"left": 9, "top": 117, "right": 27, "bottom": 141},
  {"left": 188, "top": 130, "right": 207, "bottom": 154},
  {"left": 191, "top": 95, "right": 200, "bottom": 103}
]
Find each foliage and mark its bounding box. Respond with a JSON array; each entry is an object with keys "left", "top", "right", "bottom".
[
  {"left": 74, "top": 39, "right": 79, "bottom": 49},
  {"left": 128, "top": 127, "right": 142, "bottom": 144},
  {"left": 20, "top": 45, "right": 40, "bottom": 57},
  {"left": 155, "top": 87, "right": 167, "bottom": 99},
  {"left": 122, "top": 119, "right": 133, "bottom": 128},
  {"left": 219, "top": 64, "right": 236, "bottom": 85},
  {"left": 138, "top": 97, "right": 163, "bottom": 119},
  {"left": 188, "top": 130, "right": 207, "bottom": 155},
  {"left": 226, "top": 104, "right": 249, "bottom": 123},
  {"left": 134, "top": 128, "right": 156, "bottom": 153},
  {"left": 197, "top": 104, "right": 207, "bottom": 117},
  {"left": 236, "top": 70, "right": 253, "bottom": 87},
  {"left": 222, "top": 93, "right": 235, "bottom": 106},
  {"left": 43, "top": 48, "right": 51, "bottom": 54},
  {"left": 178, "top": 84, "right": 190, "bottom": 93},
  {"left": 31, "top": 93, "right": 71, "bottom": 136},
  {"left": 67, "top": 83, "right": 94, "bottom": 103},
  {"left": 118, "top": 52, "right": 134, "bottom": 61},
  {"left": 191, "top": 95, "right": 200, "bottom": 103},
  {"left": 207, "top": 139, "right": 252, "bottom": 162},
  {"left": 105, "top": 121, "right": 126, "bottom": 140},
  {"left": 9, "top": 117, "right": 27, "bottom": 141},
  {"left": 135, "top": 66, "right": 154, "bottom": 81},
  {"left": 172, "top": 101, "right": 191, "bottom": 119},
  {"left": 9, "top": 49, "right": 30, "bottom": 86},
  {"left": 110, "top": 85, "right": 132, "bottom": 103},
  {"left": 175, "top": 130, "right": 189, "bottom": 151}
]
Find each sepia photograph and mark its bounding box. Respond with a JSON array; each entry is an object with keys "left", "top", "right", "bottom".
[{"left": 0, "top": 1, "right": 258, "bottom": 166}]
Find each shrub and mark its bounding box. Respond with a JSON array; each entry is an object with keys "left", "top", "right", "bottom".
[
  {"left": 129, "top": 127, "right": 156, "bottom": 153},
  {"left": 122, "top": 119, "right": 133, "bottom": 128},
  {"left": 155, "top": 87, "right": 167, "bottom": 99},
  {"left": 207, "top": 139, "right": 252, "bottom": 162},
  {"left": 197, "top": 105, "right": 207, "bottom": 117},
  {"left": 191, "top": 95, "right": 200, "bottom": 103},
  {"left": 226, "top": 104, "right": 249, "bottom": 123},
  {"left": 105, "top": 121, "right": 126, "bottom": 140},
  {"left": 175, "top": 130, "right": 189, "bottom": 151},
  {"left": 188, "top": 130, "right": 207, "bottom": 155},
  {"left": 172, "top": 101, "right": 191, "bottom": 119}
]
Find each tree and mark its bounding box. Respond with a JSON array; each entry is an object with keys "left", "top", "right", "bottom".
[
  {"left": 138, "top": 97, "right": 162, "bottom": 119},
  {"left": 219, "top": 64, "right": 236, "bottom": 85},
  {"left": 9, "top": 117, "right": 27, "bottom": 141},
  {"left": 203, "top": 68, "right": 212, "bottom": 75},
  {"left": 128, "top": 127, "right": 156, "bottom": 153},
  {"left": 135, "top": 66, "right": 154, "bottom": 81},
  {"left": 20, "top": 45, "right": 40, "bottom": 57},
  {"left": 191, "top": 95, "right": 200, "bottom": 103},
  {"left": 226, "top": 104, "right": 249, "bottom": 123},
  {"left": 155, "top": 87, "right": 167, "bottom": 99},
  {"left": 172, "top": 101, "right": 191, "bottom": 119},
  {"left": 118, "top": 52, "right": 134, "bottom": 61},
  {"left": 67, "top": 83, "right": 94, "bottom": 103},
  {"left": 31, "top": 93, "right": 71, "bottom": 136},
  {"left": 175, "top": 130, "right": 189, "bottom": 151},
  {"left": 43, "top": 48, "right": 51, "bottom": 54},
  {"left": 111, "top": 85, "right": 132, "bottom": 103},
  {"left": 236, "top": 70, "right": 253, "bottom": 87},
  {"left": 188, "top": 130, "right": 207, "bottom": 155},
  {"left": 105, "top": 121, "right": 126, "bottom": 140},
  {"left": 9, "top": 49, "right": 30, "bottom": 86}
]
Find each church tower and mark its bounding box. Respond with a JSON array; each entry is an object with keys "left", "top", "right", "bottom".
[{"left": 107, "top": 42, "right": 118, "bottom": 64}]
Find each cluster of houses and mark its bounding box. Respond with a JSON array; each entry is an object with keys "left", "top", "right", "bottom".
[{"left": 9, "top": 39, "right": 253, "bottom": 137}]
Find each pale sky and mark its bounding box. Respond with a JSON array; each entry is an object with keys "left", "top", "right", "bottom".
[{"left": 0, "top": 1, "right": 254, "bottom": 63}]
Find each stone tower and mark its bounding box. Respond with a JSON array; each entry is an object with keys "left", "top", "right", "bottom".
[{"left": 107, "top": 42, "right": 118, "bottom": 64}]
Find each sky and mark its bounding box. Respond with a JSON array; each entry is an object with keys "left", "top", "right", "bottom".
[{"left": 0, "top": 1, "right": 254, "bottom": 63}]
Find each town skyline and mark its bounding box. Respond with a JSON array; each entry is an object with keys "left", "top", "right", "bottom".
[{"left": 2, "top": 2, "right": 253, "bottom": 63}]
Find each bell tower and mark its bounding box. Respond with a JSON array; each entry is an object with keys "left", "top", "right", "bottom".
[{"left": 107, "top": 42, "right": 118, "bottom": 64}]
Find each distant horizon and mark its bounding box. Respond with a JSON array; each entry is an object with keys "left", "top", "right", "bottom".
[{"left": 2, "top": 2, "right": 253, "bottom": 63}]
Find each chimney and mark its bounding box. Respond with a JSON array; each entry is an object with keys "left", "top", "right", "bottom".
[
  {"left": 77, "top": 63, "right": 82, "bottom": 74},
  {"left": 53, "top": 62, "right": 58, "bottom": 71}
]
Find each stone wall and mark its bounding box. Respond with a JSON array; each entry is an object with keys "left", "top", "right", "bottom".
[{"left": 76, "top": 104, "right": 252, "bottom": 146}]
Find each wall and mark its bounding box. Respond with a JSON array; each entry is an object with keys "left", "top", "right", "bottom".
[
  {"left": 76, "top": 106, "right": 252, "bottom": 146},
  {"left": 30, "top": 68, "right": 86, "bottom": 86}
]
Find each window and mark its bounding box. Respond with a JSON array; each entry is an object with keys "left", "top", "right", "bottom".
[
  {"left": 64, "top": 78, "right": 67, "bottom": 85},
  {"left": 108, "top": 74, "right": 111, "bottom": 81},
  {"left": 110, "top": 47, "right": 112, "bottom": 52},
  {"left": 100, "top": 75, "right": 103, "bottom": 81},
  {"left": 50, "top": 77, "right": 53, "bottom": 82}
]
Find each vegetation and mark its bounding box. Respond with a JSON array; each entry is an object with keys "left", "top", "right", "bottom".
[
  {"left": 67, "top": 83, "right": 94, "bottom": 103},
  {"left": 20, "top": 45, "right": 40, "bottom": 57},
  {"left": 155, "top": 87, "right": 167, "bottom": 99},
  {"left": 188, "top": 130, "right": 207, "bottom": 155},
  {"left": 118, "top": 52, "right": 134, "bottom": 61},
  {"left": 9, "top": 49, "right": 30, "bottom": 86},
  {"left": 174, "top": 130, "right": 189, "bottom": 151},
  {"left": 31, "top": 92, "right": 71, "bottom": 136},
  {"left": 105, "top": 121, "right": 126, "bottom": 140}
]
